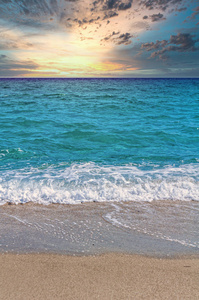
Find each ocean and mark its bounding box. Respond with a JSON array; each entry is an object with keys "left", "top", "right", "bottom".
[{"left": 0, "top": 78, "right": 199, "bottom": 254}]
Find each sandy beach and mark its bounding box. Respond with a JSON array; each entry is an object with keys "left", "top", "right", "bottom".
[
  {"left": 0, "top": 202, "right": 199, "bottom": 299},
  {"left": 0, "top": 203, "right": 199, "bottom": 299},
  {"left": 0, "top": 253, "right": 198, "bottom": 300}
]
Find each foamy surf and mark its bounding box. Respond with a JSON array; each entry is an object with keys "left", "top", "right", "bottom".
[{"left": 0, "top": 162, "right": 198, "bottom": 205}]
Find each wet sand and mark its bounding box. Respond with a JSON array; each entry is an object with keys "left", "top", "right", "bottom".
[
  {"left": 0, "top": 202, "right": 198, "bottom": 256},
  {"left": 0, "top": 253, "right": 198, "bottom": 300},
  {"left": 0, "top": 202, "right": 198, "bottom": 299}
]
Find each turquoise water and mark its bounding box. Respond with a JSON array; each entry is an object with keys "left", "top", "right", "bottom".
[{"left": 0, "top": 78, "right": 199, "bottom": 204}]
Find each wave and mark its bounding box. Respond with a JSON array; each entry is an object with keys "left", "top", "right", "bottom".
[{"left": 0, "top": 162, "right": 199, "bottom": 205}]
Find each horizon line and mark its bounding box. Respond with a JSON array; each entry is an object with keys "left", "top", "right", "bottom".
[{"left": 0, "top": 77, "right": 199, "bottom": 80}]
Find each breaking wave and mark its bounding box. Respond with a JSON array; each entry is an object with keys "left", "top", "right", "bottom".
[{"left": 0, "top": 162, "right": 199, "bottom": 205}]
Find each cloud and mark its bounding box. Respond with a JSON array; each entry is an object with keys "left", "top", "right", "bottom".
[
  {"left": 191, "top": 6, "right": 199, "bottom": 19},
  {"left": 118, "top": 1, "right": 132, "bottom": 10},
  {"left": 0, "top": 0, "right": 133, "bottom": 39},
  {"left": 0, "top": 54, "right": 7, "bottom": 60},
  {"left": 99, "top": 0, "right": 133, "bottom": 11},
  {"left": 140, "top": 0, "right": 183, "bottom": 11},
  {"left": 184, "top": 6, "right": 199, "bottom": 23},
  {"left": 101, "top": 31, "right": 120, "bottom": 42},
  {"left": 0, "top": 40, "right": 33, "bottom": 50},
  {"left": 150, "top": 13, "right": 165, "bottom": 22},
  {"left": 175, "top": 7, "right": 187, "bottom": 12},
  {"left": 0, "top": 55, "right": 39, "bottom": 76},
  {"left": 0, "top": 0, "right": 182, "bottom": 41},
  {"left": 0, "top": 55, "right": 39, "bottom": 69},
  {"left": 2, "top": 0, "right": 59, "bottom": 17},
  {"left": 103, "top": 11, "right": 119, "bottom": 19},
  {"left": 0, "top": 26, "right": 35, "bottom": 51},
  {"left": 142, "top": 13, "right": 166, "bottom": 22},
  {"left": 0, "top": 0, "right": 71, "bottom": 30},
  {"left": 116, "top": 33, "right": 133, "bottom": 45},
  {"left": 141, "top": 33, "right": 199, "bottom": 59},
  {"left": 141, "top": 40, "right": 167, "bottom": 51},
  {"left": 73, "top": 16, "right": 101, "bottom": 26},
  {"left": 101, "top": 31, "right": 133, "bottom": 45},
  {"left": 169, "top": 33, "right": 197, "bottom": 50}
]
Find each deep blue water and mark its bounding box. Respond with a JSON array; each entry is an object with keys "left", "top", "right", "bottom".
[{"left": 0, "top": 78, "right": 199, "bottom": 204}]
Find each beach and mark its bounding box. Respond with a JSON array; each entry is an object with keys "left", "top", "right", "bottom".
[
  {"left": 0, "top": 203, "right": 199, "bottom": 299},
  {"left": 0, "top": 253, "right": 198, "bottom": 300}
]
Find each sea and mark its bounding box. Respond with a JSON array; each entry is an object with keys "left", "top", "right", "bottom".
[{"left": 0, "top": 78, "right": 199, "bottom": 255}]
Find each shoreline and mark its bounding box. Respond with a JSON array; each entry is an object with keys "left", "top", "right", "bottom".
[
  {"left": 0, "top": 252, "right": 198, "bottom": 300},
  {"left": 0, "top": 201, "right": 199, "bottom": 257}
]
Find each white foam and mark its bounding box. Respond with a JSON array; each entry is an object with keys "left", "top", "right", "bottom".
[{"left": 0, "top": 162, "right": 199, "bottom": 205}]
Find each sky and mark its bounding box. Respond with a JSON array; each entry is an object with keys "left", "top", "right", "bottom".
[{"left": 0, "top": 0, "right": 199, "bottom": 77}]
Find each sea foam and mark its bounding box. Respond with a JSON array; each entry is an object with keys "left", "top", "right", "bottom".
[{"left": 0, "top": 162, "right": 198, "bottom": 205}]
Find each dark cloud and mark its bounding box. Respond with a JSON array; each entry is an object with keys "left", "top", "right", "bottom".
[
  {"left": 0, "top": 70, "right": 34, "bottom": 77},
  {"left": 112, "top": 40, "right": 199, "bottom": 77},
  {"left": 141, "top": 33, "right": 199, "bottom": 59},
  {"left": 140, "top": 0, "right": 183, "bottom": 11},
  {"left": 141, "top": 40, "right": 167, "bottom": 51},
  {"left": 184, "top": 6, "right": 199, "bottom": 23},
  {"left": 73, "top": 16, "right": 100, "bottom": 26},
  {"left": 91, "top": 0, "right": 102, "bottom": 11},
  {"left": 103, "top": 11, "right": 118, "bottom": 19},
  {"left": 15, "top": 0, "right": 59, "bottom": 16},
  {"left": 0, "top": 55, "right": 39, "bottom": 75},
  {"left": 92, "top": 0, "right": 133, "bottom": 12},
  {"left": 169, "top": 33, "right": 197, "bottom": 50},
  {"left": 118, "top": 1, "right": 132, "bottom": 10},
  {"left": 175, "top": 7, "right": 187, "bottom": 12},
  {"left": 0, "top": 0, "right": 70, "bottom": 29},
  {"left": 102, "top": 0, "right": 133, "bottom": 11},
  {"left": 0, "top": 0, "right": 132, "bottom": 32},
  {"left": 115, "top": 32, "right": 133, "bottom": 45},
  {"left": 101, "top": 31, "right": 133, "bottom": 45},
  {"left": 0, "top": 54, "right": 7, "bottom": 60},
  {"left": 189, "top": 6, "right": 199, "bottom": 20},
  {"left": 150, "top": 13, "right": 165, "bottom": 22},
  {"left": 103, "top": 0, "right": 117, "bottom": 9},
  {"left": 101, "top": 31, "right": 120, "bottom": 41}
]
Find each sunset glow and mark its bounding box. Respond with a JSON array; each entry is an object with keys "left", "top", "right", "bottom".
[{"left": 0, "top": 0, "right": 198, "bottom": 77}]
